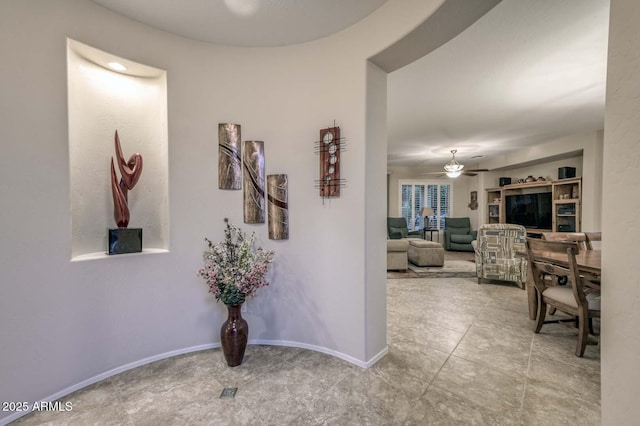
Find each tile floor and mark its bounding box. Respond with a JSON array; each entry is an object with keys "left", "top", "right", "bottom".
[{"left": 12, "top": 276, "right": 600, "bottom": 425}]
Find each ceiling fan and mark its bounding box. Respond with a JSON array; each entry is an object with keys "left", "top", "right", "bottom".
[{"left": 422, "top": 149, "right": 489, "bottom": 178}]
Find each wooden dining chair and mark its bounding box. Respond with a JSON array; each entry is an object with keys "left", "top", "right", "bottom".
[
  {"left": 585, "top": 231, "right": 602, "bottom": 249},
  {"left": 541, "top": 232, "right": 593, "bottom": 292},
  {"left": 542, "top": 232, "right": 589, "bottom": 250},
  {"left": 543, "top": 232, "right": 601, "bottom": 285},
  {"left": 526, "top": 238, "right": 600, "bottom": 357}
]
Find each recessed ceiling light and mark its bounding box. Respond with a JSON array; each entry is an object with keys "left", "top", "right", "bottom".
[
  {"left": 224, "top": 0, "right": 259, "bottom": 16},
  {"left": 107, "top": 62, "right": 127, "bottom": 72}
]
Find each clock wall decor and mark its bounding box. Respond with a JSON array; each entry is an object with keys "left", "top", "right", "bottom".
[{"left": 315, "top": 122, "right": 346, "bottom": 199}]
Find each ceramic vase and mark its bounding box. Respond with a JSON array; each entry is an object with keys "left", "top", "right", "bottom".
[{"left": 220, "top": 304, "right": 248, "bottom": 367}]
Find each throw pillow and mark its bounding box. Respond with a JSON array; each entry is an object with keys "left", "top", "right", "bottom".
[{"left": 389, "top": 226, "right": 408, "bottom": 238}]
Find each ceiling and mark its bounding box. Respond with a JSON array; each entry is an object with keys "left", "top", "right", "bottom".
[
  {"left": 387, "top": 0, "right": 610, "bottom": 170},
  {"left": 90, "top": 0, "right": 610, "bottom": 171},
  {"left": 90, "top": 0, "right": 387, "bottom": 47}
]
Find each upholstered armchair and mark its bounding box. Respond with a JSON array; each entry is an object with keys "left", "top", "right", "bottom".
[
  {"left": 443, "top": 217, "right": 477, "bottom": 251},
  {"left": 474, "top": 223, "right": 527, "bottom": 288},
  {"left": 387, "top": 217, "right": 422, "bottom": 240}
]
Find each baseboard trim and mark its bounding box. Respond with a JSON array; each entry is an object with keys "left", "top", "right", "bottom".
[
  {"left": 1, "top": 340, "right": 388, "bottom": 425},
  {"left": 0, "top": 343, "right": 219, "bottom": 426},
  {"left": 366, "top": 345, "right": 390, "bottom": 367},
  {"left": 249, "top": 339, "right": 389, "bottom": 369}
]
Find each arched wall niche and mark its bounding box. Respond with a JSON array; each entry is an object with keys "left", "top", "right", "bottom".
[{"left": 67, "top": 39, "right": 169, "bottom": 260}]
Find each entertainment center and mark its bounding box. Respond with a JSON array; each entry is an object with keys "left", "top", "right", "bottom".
[{"left": 486, "top": 177, "right": 582, "bottom": 234}]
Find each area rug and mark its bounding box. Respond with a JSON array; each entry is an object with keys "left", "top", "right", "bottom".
[{"left": 387, "top": 260, "right": 476, "bottom": 279}]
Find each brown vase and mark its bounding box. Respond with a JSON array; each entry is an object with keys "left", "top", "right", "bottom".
[{"left": 220, "top": 304, "right": 248, "bottom": 367}]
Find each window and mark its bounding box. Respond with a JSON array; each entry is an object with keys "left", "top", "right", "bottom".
[{"left": 399, "top": 180, "right": 452, "bottom": 231}]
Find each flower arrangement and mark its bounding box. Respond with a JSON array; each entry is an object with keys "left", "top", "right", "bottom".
[{"left": 198, "top": 218, "right": 275, "bottom": 306}]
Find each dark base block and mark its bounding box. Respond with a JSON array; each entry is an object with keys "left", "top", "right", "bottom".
[
  {"left": 108, "top": 228, "right": 142, "bottom": 255},
  {"left": 558, "top": 166, "right": 576, "bottom": 179}
]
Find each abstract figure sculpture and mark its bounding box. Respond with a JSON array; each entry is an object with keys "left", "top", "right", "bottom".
[{"left": 110, "top": 130, "right": 143, "bottom": 228}]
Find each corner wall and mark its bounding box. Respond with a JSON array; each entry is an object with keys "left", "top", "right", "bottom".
[
  {"left": 602, "top": 0, "right": 640, "bottom": 422},
  {"left": 365, "top": 61, "right": 389, "bottom": 361},
  {"left": 0, "top": 0, "right": 442, "bottom": 422}
]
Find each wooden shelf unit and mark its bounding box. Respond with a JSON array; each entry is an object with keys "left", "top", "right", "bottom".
[
  {"left": 485, "top": 177, "right": 582, "bottom": 234},
  {"left": 486, "top": 188, "right": 502, "bottom": 224},
  {"left": 552, "top": 178, "right": 582, "bottom": 233}
]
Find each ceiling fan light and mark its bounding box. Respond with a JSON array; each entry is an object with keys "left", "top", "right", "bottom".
[
  {"left": 443, "top": 162, "right": 464, "bottom": 172},
  {"left": 443, "top": 149, "right": 464, "bottom": 173},
  {"left": 446, "top": 170, "right": 462, "bottom": 178}
]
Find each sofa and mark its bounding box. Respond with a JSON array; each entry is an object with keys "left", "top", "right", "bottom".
[
  {"left": 386, "top": 217, "right": 446, "bottom": 269},
  {"left": 443, "top": 217, "right": 477, "bottom": 251},
  {"left": 387, "top": 239, "right": 409, "bottom": 271}
]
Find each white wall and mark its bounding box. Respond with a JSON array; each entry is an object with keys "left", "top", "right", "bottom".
[
  {"left": 602, "top": 0, "right": 640, "bottom": 423},
  {"left": 365, "top": 61, "right": 389, "bottom": 361},
  {"left": 451, "top": 176, "right": 479, "bottom": 230},
  {"left": 581, "top": 130, "right": 604, "bottom": 232},
  {"left": 0, "top": 0, "right": 443, "bottom": 422},
  {"left": 387, "top": 166, "right": 417, "bottom": 216}
]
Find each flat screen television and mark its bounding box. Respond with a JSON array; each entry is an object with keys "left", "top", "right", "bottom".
[{"left": 505, "top": 193, "right": 552, "bottom": 229}]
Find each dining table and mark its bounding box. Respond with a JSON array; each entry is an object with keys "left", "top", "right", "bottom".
[{"left": 526, "top": 249, "right": 602, "bottom": 320}]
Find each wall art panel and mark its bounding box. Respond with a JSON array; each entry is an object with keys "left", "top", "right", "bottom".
[
  {"left": 243, "top": 140, "right": 265, "bottom": 223},
  {"left": 218, "top": 123, "right": 242, "bottom": 190},
  {"left": 267, "top": 174, "right": 289, "bottom": 240},
  {"left": 315, "top": 124, "right": 346, "bottom": 199}
]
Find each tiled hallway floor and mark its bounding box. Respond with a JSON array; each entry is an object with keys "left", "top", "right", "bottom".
[{"left": 13, "top": 277, "right": 600, "bottom": 425}]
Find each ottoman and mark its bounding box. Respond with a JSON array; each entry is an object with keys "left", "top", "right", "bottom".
[
  {"left": 387, "top": 239, "right": 409, "bottom": 271},
  {"left": 408, "top": 239, "right": 445, "bottom": 267}
]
